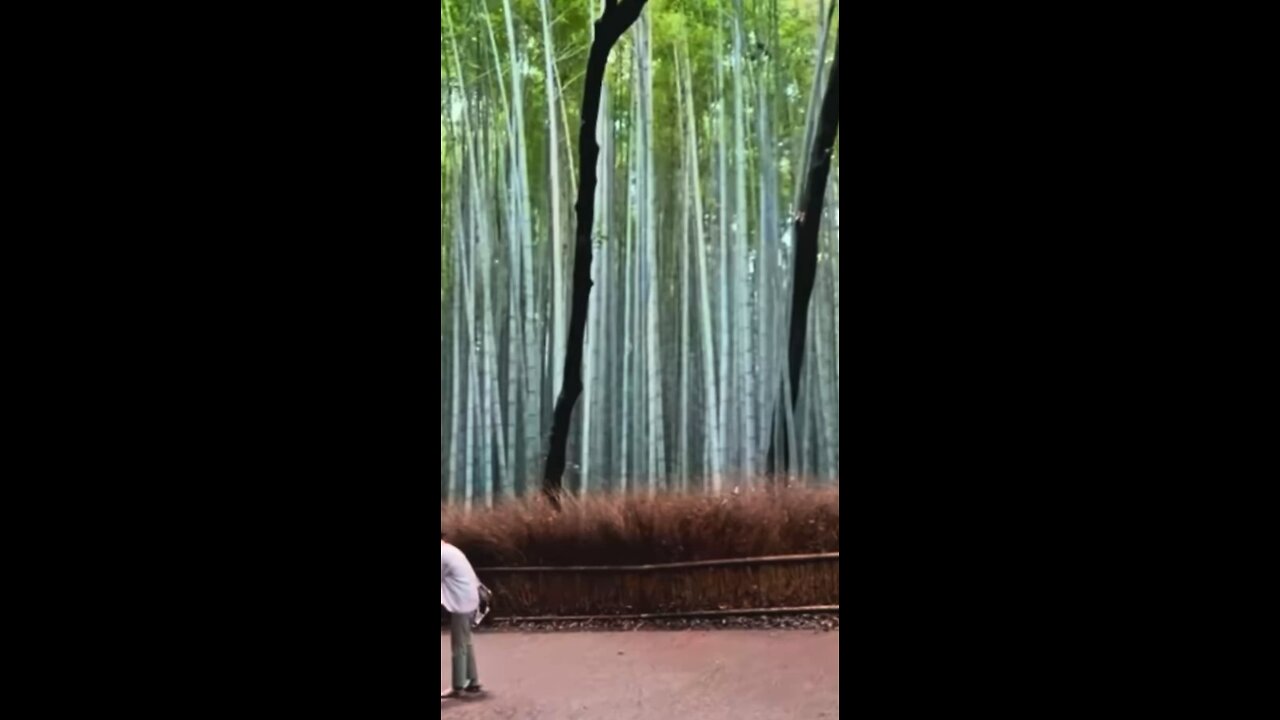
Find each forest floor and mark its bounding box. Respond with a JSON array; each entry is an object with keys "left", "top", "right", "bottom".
[{"left": 439, "top": 629, "right": 839, "bottom": 719}]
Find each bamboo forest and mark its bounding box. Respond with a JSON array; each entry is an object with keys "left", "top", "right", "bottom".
[{"left": 440, "top": 0, "right": 840, "bottom": 508}]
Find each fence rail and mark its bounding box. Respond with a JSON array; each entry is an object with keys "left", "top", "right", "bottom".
[
  {"left": 494, "top": 605, "right": 840, "bottom": 623},
  {"left": 476, "top": 551, "right": 840, "bottom": 574}
]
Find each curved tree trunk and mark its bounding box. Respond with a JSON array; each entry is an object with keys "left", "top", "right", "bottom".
[
  {"left": 544, "top": 0, "right": 650, "bottom": 507},
  {"left": 768, "top": 22, "right": 841, "bottom": 478}
]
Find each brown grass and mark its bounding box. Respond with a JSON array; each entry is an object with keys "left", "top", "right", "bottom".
[{"left": 441, "top": 488, "right": 840, "bottom": 617}]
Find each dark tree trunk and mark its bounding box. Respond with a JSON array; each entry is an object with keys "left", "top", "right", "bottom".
[
  {"left": 544, "top": 0, "right": 649, "bottom": 508},
  {"left": 768, "top": 23, "right": 841, "bottom": 479}
]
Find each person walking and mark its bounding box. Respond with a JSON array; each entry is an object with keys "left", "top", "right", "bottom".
[{"left": 441, "top": 532, "right": 482, "bottom": 699}]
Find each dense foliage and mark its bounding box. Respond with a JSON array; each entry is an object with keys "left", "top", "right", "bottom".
[{"left": 442, "top": 0, "right": 840, "bottom": 505}]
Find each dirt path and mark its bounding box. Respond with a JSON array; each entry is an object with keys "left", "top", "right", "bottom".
[{"left": 440, "top": 629, "right": 839, "bottom": 719}]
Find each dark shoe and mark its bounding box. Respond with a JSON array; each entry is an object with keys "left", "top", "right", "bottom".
[{"left": 464, "top": 683, "right": 483, "bottom": 695}]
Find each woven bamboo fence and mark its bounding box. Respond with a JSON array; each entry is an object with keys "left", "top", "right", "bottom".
[{"left": 441, "top": 552, "right": 839, "bottom": 620}]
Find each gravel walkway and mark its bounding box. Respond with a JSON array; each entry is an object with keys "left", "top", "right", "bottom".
[{"left": 486, "top": 612, "right": 839, "bottom": 633}]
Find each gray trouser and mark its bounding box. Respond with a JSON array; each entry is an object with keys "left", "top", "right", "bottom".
[{"left": 450, "top": 611, "right": 479, "bottom": 691}]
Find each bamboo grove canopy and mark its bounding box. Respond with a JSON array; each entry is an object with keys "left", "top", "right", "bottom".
[{"left": 441, "top": 0, "right": 839, "bottom": 507}]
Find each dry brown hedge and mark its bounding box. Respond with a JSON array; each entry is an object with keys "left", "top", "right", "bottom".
[{"left": 440, "top": 488, "right": 839, "bottom": 617}]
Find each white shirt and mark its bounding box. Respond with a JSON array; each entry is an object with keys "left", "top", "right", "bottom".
[{"left": 440, "top": 542, "right": 480, "bottom": 614}]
